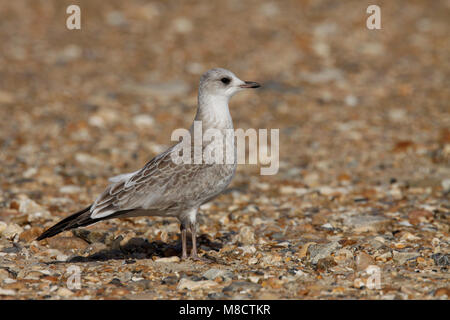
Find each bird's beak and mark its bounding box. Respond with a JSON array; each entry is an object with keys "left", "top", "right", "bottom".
[{"left": 239, "top": 81, "right": 261, "bottom": 89}]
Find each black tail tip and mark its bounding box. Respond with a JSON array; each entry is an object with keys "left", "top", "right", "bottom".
[{"left": 36, "top": 234, "right": 46, "bottom": 241}]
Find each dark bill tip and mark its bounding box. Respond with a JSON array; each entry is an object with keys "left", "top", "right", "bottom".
[{"left": 240, "top": 81, "right": 261, "bottom": 89}]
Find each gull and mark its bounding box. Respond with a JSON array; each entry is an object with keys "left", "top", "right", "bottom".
[{"left": 37, "top": 68, "right": 261, "bottom": 260}]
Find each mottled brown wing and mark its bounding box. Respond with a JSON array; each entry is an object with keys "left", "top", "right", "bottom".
[{"left": 89, "top": 144, "right": 210, "bottom": 219}]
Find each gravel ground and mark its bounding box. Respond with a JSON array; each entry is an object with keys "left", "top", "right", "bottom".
[{"left": 0, "top": 0, "right": 449, "bottom": 300}]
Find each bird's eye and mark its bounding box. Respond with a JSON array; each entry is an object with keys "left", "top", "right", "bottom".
[{"left": 220, "top": 77, "right": 231, "bottom": 85}]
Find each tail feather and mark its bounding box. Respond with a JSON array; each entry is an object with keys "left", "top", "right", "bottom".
[{"left": 36, "top": 206, "right": 94, "bottom": 241}]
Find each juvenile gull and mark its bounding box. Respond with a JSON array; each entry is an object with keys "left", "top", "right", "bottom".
[{"left": 37, "top": 68, "right": 260, "bottom": 260}]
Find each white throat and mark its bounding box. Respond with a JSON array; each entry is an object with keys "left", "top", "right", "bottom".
[{"left": 194, "top": 92, "right": 233, "bottom": 130}]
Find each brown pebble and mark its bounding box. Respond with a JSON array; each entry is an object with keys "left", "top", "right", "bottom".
[
  {"left": 19, "top": 226, "right": 43, "bottom": 242},
  {"left": 408, "top": 210, "right": 433, "bottom": 225},
  {"left": 47, "top": 236, "right": 89, "bottom": 250},
  {"left": 434, "top": 287, "right": 450, "bottom": 297},
  {"left": 356, "top": 252, "right": 375, "bottom": 271}
]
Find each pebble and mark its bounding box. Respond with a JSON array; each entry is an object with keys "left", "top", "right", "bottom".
[
  {"left": 434, "top": 287, "right": 450, "bottom": 298},
  {"left": 441, "top": 179, "right": 450, "bottom": 192},
  {"left": 0, "top": 288, "right": 16, "bottom": 296},
  {"left": 133, "top": 114, "right": 155, "bottom": 128},
  {"left": 47, "top": 237, "right": 89, "bottom": 250},
  {"left": 345, "top": 95, "right": 358, "bottom": 107},
  {"left": 300, "top": 68, "right": 343, "bottom": 84},
  {"left": 393, "top": 251, "right": 420, "bottom": 265},
  {"left": 431, "top": 253, "right": 449, "bottom": 267},
  {"left": 308, "top": 241, "right": 341, "bottom": 265},
  {"left": 56, "top": 287, "right": 74, "bottom": 297},
  {"left": 172, "top": 17, "right": 193, "bottom": 34},
  {"left": 0, "top": 90, "right": 14, "bottom": 104},
  {"left": 0, "top": 222, "right": 7, "bottom": 235},
  {"left": 177, "top": 278, "right": 218, "bottom": 291},
  {"left": 222, "top": 281, "right": 262, "bottom": 293},
  {"left": 408, "top": 210, "right": 433, "bottom": 225},
  {"left": 75, "top": 153, "right": 107, "bottom": 167},
  {"left": 59, "top": 185, "right": 82, "bottom": 194},
  {"left": 0, "top": 223, "right": 23, "bottom": 240},
  {"left": 106, "top": 11, "right": 127, "bottom": 26},
  {"left": 236, "top": 226, "right": 255, "bottom": 245},
  {"left": 155, "top": 256, "right": 180, "bottom": 263},
  {"left": 72, "top": 229, "right": 114, "bottom": 245},
  {"left": 345, "top": 215, "right": 390, "bottom": 233},
  {"left": 356, "top": 252, "right": 375, "bottom": 271},
  {"left": 19, "top": 226, "right": 43, "bottom": 242},
  {"left": 202, "top": 268, "right": 233, "bottom": 280},
  {"left": 14, "top": 195, "right": 51, "bottom": 221}
]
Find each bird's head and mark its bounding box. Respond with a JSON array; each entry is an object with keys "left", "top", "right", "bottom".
[{"left": 199, "top": 68, "right": 260, "bottom": 101}]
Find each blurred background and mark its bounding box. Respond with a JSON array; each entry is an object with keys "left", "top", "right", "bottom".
[
  {"left": 0, "top": 0, "right": 449, "bottom": 300},
  {"left": 0, "top": 0, "right": 448, "bottom": 213}
]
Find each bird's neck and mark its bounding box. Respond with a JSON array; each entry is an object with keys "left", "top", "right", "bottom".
[{"left": 193, "top": 93, "right": 233, "bottom": 130}]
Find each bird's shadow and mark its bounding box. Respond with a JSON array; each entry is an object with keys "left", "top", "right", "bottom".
[{"left": 47, "top": 234, "right": 223, "bottom": 265}]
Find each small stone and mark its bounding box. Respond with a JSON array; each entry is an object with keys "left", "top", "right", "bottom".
[
  {"left": 298, "top": 242, "right": 316, "bottom": 258},
  {"left": 133, "top": 114, "right": 155, "bottom": 128},
  {"left": 334, "top": 248, "right": 354, "bottom": 266},
  {"left": 1, "top": 223, "right": 23, "bottom": 240},
  {"left": 106, "top": 11, "right": 127, "bottom": 26},
  {"left": 202, "top": 268, "right": 233, "bottom": 280},
  {"left": 23, "top": 167, "right": 37, "bottom": 178},
  {"left": 75, "top": 153, "right": 107, "bottom": 167},
  {"left": 260, "top": 2, "right": 279, "bottom": 16},
  {"left": 400, "top": 232, "right": 420, "bottom": 241},
  {"left": 83, "top": 242, "right": 108, "bottom": 256},
  {"left": 345, "top": 95, "right": 358, "bottom": 107},
  {"left": 431, "top": 253, "right": 449, "bottom": 267},
  {"left": 47, "top": 236, "right": 89, "bottom": 250},
  {"left": 236, "top": 226, "right": 255, "bottom": 245},
  {"left": 155, "top": 256, "right": 180, "bottom": 263},
  {"left": 441, "top": 179, "right": 450, "bottom": 192},
  {"left": 393, "top": 251, "right": 420, "bottom": 265},
  {"left": 300, "top": 68, "right": 342, "bottom": 84},
  {"left": 434, "top": 287, "right": 450, "bottom": 298},
  {"left": 56, "top": 287, "right": 74, "bottom": 297},
  {"left": 222, "top": 281, "right": 262, "bottom": 293},
  {"left": 345, "top": 215, "right": 390, "bottom": 233},
  {"left": 0, "top": 221, "right": 7, "bottom": 235},
  {"left": 2, "top": 244, "right": 21, "bottom": 254},
  {"left": 14, "top": 195, "right": 51, "bottom": 222},
  {"left": 280, "top": 186, "right": 309, "bottom": 196},
  {"left": 0, "top": 288, "right": 16, "bottom": 296},
  {"left": 353, "top": 278, "right": 365, "bottom": 289},
  {"left": 72, "top": 229, "right": 114, "bottom": 245},
  {"left": 173, "top": 17, "right": 193, "bottom": 34},
  {"left": 308, "top": 241, "right": 341, "bottom": 265},
  {"left": 316, "top": 257, "right": 337, "bottom": 270},
  {"left": 56, "top": 254, "right": 69, "bottom": 262},
  {"left": 356, "top": 252, "right": 375, "bottom": 271},
  {"left": 376, "top": 251, "right": 392, "bottom": 262},
  {"left": 19, "top": 226, "right": 43, "bottom": 242},
  {"left": 321, "top": 223, "right": 334, "bottom": 230},
  {"left": 0, "top": 91, "right": 14, "bottom": 104},
  {"left": 304, "top": 172, "right": 320, "bottom": 187},
  {"left": 408, "top": 210, "right": 433, "bottom": 225},
  {"left": 177, "top": 278, "right": 218, "bottom": 291},
  {"left": 59, "top": 185, "right": 82, "bottom": 194},
  {"left": 0, "top": 269, "right": 10, "bottom": 280}
]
